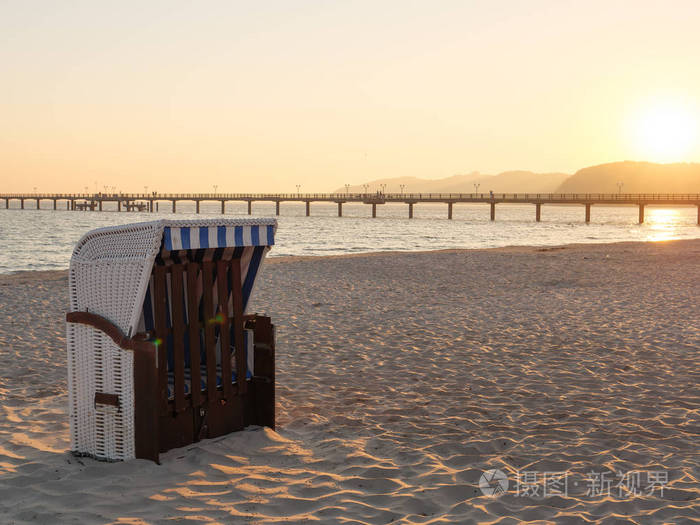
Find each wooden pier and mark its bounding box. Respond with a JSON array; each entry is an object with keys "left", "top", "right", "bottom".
[{"left": 1, "top": 192, "right": 699, "bottom": 224}]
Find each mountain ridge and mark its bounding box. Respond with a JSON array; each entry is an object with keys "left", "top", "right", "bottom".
[{"left": 333, "top": 161, "right": 700, "bottom": 194}]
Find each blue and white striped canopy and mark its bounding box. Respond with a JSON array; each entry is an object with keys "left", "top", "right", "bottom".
[{"left": 162, "top": 223, "right": 275, "bottom": 251}]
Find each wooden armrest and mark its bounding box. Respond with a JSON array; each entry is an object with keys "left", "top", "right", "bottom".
[{"left": 66, "top": 311, "right": 154, "bottom": 353}]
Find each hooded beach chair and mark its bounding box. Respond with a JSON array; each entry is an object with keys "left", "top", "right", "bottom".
[{"left": 66, "top": 218, "right": 277, "bottom": 463}]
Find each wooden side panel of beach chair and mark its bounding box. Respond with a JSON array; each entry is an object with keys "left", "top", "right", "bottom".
[
  {"left": 202, "top": 262, "right": 218, "bottom": 403},
  {"left": 187, "top": 262, "right": 203, "bottom": 411},
  {"left": 231, "top": 260, "right": 247, "bottom": 395},
  {"left": 153, "top": 266, "right": 169, "bottom": 415},
  {"left": 203, "top": 257, "right": 246, "bottom": 438},
  {"left": 216, "top": 260, "right": 233, "bottom": 402},
  {"left": 153, "top": 264, "right": 194, "bottom": 453},
  {"left": 171, "top": 264, "right": 187, "bottom": 414},
  {"left": 249, "top": 315, "right": 275, "bottom": 429}
]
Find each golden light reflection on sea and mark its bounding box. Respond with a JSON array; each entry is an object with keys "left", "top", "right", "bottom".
[{"left": 645, "top": 208, "right": 684, "bottom": 242}]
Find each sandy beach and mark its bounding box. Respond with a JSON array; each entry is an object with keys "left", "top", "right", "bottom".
[{"left": 0, "top": 239, "right": 698, "bottom": 524}]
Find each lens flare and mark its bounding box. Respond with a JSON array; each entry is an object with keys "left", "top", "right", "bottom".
[{"left": 208, "top": 314, "right": 224, "bottom": 325}]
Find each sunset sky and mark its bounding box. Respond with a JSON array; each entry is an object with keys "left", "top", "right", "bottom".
[{"left": 2, "top": 1, "right": 699, "bottom": 193}]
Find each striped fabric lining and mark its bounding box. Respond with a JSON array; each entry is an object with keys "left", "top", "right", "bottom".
[
  {"left": 166, "top": 364, "right": 245, "bottom": 399},
  {"left": 166, "top": 330, "right": 254, "bottom": 399}
]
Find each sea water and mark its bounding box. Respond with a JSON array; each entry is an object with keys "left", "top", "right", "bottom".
[{"left": 0, "top": 201, "right": 697, "bottom": 274}]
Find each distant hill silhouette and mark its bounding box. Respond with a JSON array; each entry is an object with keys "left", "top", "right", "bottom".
[
  {"left": 555, "top": 161, "right": 700, "bottom": 193},
  {"left": 335, "top": 171, "right": 569, "bottom": 194},
  {"left": 335, "top": 161, "right": 699, "bottom": 194}
]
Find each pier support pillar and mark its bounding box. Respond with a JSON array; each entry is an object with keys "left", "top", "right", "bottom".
[
  {"left": 196, "top": 201, "right": 200, "bottom": 214},
  {"left": 5, "top": 198, "right": 8, "bottom": 209},
  {"left": 372, "top": 203, "right": 377, "bottom": 218},
  {"left": 447, "top": 202, "right": 453, "bottom": 220},
  {"left": 638, "top": 204, "right": 645, "bottom": 224},
  {"left": 53, "top": 199, "right": 57, "bottom": 210},
  {"left": 248, "top": 201, "right": 253, "bottom": 215},
  {"left": 67, "top": 201, "right": 70, "bottom": 210},
  {"left": 99, "top": 200, "right": 102, "bottom": 211},
  {"left": 118, "top": 201, "right": 121, "bottom": 212},
  {"left": 275, "top": 201, "right": 280, "bottom": 216},
  {"left": 535, "top": 203, "right": 541, "bottom": 222},
  {"left": 408, "top": 202, "right": 413, "bottom": 219},
  {"left": 697, "top": 204, "right": 700, "bottom": 225},
  {"left": 156, "top": 202, "right": 159, "bottom": 212},
  {"left": 172, "top": 201, "right": 176, "bottom": 213},
  {"left": 36, "top": 198, "right": 40, "bottom": 210},
  {"left": 150, "top": 200, "right": 154, "bottom": 212},
  {"left": 490, "top": 202, "right": 495, "bottom": 221},
  {"left": 337, "top": 202, "right": 342, "bottom": 217},
  {"left": 20, "top": 199, "right": 24, "bottom": 210},
  {"left": 305, "top": 201, "right": 310, "bottom": 216},
  {"left": 585, "top": 203, "right": 591, "bottom": 223},
  {"left": 221, "top": 200, "right": 225, "bottom": 214}
]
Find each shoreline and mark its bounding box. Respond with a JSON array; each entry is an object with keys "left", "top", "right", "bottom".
[
  {"left": 1, "top": 237, "right": 698, "bottom": 282},
  {"left": 264, "top": 236, "right": 700, "bottom": 263}
]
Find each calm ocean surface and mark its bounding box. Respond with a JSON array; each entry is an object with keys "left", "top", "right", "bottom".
[{"left": 1, "top": 201, "right": 698, "bottom": 274}]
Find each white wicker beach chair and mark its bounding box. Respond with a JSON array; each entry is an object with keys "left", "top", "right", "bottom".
[{"left": 67, "top": 218, "right": 277, "bottom": 463}]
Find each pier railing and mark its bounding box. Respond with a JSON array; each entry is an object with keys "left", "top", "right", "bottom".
[
  {"left": 1, "top": 192, "right": 699, "bottom": 201},
  {"left": 2, "top": 192, "right": 699, "bottom": 224}
]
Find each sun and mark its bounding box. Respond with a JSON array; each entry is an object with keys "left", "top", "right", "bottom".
[{"left": 629, "top": 101, "right": 697, "bottom": 162}]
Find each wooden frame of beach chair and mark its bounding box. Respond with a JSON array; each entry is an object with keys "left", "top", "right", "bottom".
[{"left": 66, "top": 219, "right": 276, "bottom": 463}]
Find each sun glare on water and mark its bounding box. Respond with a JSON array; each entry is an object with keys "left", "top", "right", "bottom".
[
  {"left": 645, "top": 208, "right": 682, "bottom": 242},
  {"left": 629, "top": 101, "right": 698, "bottom": 162}
]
